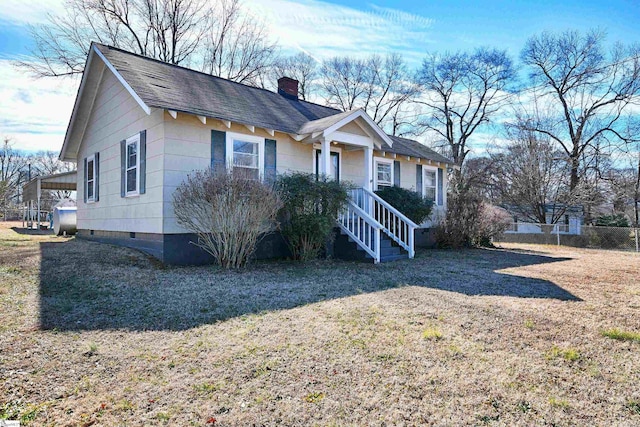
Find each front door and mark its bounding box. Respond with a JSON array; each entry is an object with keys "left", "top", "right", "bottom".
[{"left": 315, "top": 150, "right": 340, "bottom": 181}]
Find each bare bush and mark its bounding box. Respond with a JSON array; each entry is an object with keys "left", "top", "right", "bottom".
[
  {"left": 172, "top": 169, "right": 281, "bottom": 268},
  {"left": 435, "top": 176, "right": 511, "bottom": 248},
  {"left": 476, "top": 203, "right": 513, "bottom": 246}
]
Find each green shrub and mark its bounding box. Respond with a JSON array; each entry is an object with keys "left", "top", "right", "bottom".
[
  {"left": 595, "top": 214, "right": 630, "bottom": 227},
  {"left": 374, "top": 186, "right": 433, "bottom": 224},
  {"left": 276, "top": 173, "right": 351, "bottom": 261}
]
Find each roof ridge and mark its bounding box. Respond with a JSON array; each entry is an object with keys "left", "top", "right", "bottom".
[{"left": 92, "top": 42, "right": 341, "bottom": 114}]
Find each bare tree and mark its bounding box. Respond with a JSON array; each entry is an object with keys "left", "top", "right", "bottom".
[
  {"left": 319, "top": 53, "right": 420, "bottom": 135},
  {"left": 199, "top": 0, "right": 277, "bottom": 86},
  {"left": 520, "top": 29, "right": 640, "bottom": 192},
  {"left": 0, "top": 138, "right": 30, "bottom": 209},
  {"left": 607, "top": 143, "right": 640, "bottom": 226},
  {"left": 32, "top": 151, "right": 76, "bottom": 200},
  {"left": 18, "top": 0, "right": 275, "bottom": 86},
  {"left": 32, "top": 151, "right": 75, "bottom": 176},
  {"left": 416, "top": 47, "right": 515, "bottom": 172},
  {"left": 18, "top": 0, "right": 209, "bottom": 77},
  {"left": 272, "top": 52, "right": 319, "bottom": 101},
  {"left": 491, "top": 127, "right": 579, "bottom": 224}
]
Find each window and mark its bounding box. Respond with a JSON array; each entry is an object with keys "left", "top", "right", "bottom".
[
  {"left": 424, "top": 169, "right": 437, "bottom": 202},
  {"left": 86, "top": 155, "right": 95, "bottom": 202},
  {"left": 376, "top": 162, "right": 392, "bottom": 189},
  {"left": 315, "top": 150, "right": 340, "bottom": 181},
  {"left": 373, "top": 157, "right": 393, "bottom": 190},
  {"left": 233, "top": 139, "right": 260, "bottom": 180},
  {"left": 225, "top": 133, "right": 264, "bottom": 180},
  {"left": 125, "top": 134, "right": 140, "bottom": 195}
]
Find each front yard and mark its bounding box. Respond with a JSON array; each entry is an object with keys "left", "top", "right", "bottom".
[{"left": 1, "top": 221, "right": 639, "bottom": 426}]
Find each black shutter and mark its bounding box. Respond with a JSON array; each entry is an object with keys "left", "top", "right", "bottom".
[
  {"left": 83, "top": 157, "right": 88, "bottom": 203},
  {"left": 120, "top": 140, "right": 126, "bottom": 197},
  {"left": 94, "top": 152, "right": 100, "bottom": 202},
  {"left": 264, "top": 138, "right": 277, "bottom": 185},
  {"left": 211, "top": 130, "right": 226, "bottom": 173},
  {"left": 139, "top": 130, "right": 147, "bottom": 194},
  {"left": 437, "top": 168, "right": 444, "bottom": 206},
  {"left": 393, "top": 160, "right": 400, "bottom": 187},
  {"left": 416, "top": 164, "right": 423, "bottom": 196}
]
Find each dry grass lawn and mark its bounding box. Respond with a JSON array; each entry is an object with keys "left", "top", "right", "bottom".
[{"left": 1, "top": 221, "right": 639, "bottom": 426}]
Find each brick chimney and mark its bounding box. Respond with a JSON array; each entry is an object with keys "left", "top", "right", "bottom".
[{"left": 277, "top": 76, "right": 299, "bottom": 100}]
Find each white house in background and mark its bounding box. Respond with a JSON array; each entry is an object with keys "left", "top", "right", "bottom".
[
  {"left": 59, "top": 43, "right": 454, "bottom": 264},
  {"left": 504, "top": 205, "right": 584, "bottom": 235}
]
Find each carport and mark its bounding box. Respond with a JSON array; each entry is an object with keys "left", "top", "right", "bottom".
[{"left": 22, "top": 171, "right": 77, "bottom": 229}]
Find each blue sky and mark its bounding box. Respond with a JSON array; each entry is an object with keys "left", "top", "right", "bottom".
[{"left": 1, "top": 0, "right": 639, "bottom": 152}]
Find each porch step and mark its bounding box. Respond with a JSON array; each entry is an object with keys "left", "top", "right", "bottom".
[
  {"left": 333, "top": 227, "right": 408, "bottom": 263},
  {"left": 379, "top": 253, "right": 408, "bottom": 263}
]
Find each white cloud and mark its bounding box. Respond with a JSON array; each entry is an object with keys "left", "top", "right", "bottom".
[
  {"left": 0, "top": 60, "right": 77, "bottom": 153},
  {"left": 0, "top": 0, "right": 65, "bottom": 26},
  {"left": 0, "top": 0, "right": 437, "bottom": 155},
  {"left": 244, "top": 0, "right": 436, "bottom": 64}
]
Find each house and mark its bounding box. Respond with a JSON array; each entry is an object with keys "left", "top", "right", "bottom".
[
  {"left": 59, "top": 43, "right": 453, "bottom": 264},
  {"left": 503, "top": 204, "right": 583, "bottom": 235}
]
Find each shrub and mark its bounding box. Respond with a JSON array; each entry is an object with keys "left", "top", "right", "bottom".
[
  {"left": 172, "top": 169, "right": 281, "bottom": 269},
  {"left": 374, "top": 186, "right": 433, "bottom": 224},
  {"left": 276, "top": 173, "right": 350, "bottom": 261},
  {"left": 475, "top": 204, "right": 513, "bottom": 246},
  {"left": 435, "top": 175, "right": 511, "bottom": 248},
  {"left": 595, "top": 214, "right": 630, "bottom": 227}
]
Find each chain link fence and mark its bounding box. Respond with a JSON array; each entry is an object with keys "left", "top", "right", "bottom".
[{"left": 495, "top": 223, "right": 640, "bottom": 252}]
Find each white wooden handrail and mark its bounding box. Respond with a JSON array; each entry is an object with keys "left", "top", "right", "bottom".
[
  {"left": 349, "top": 187, "right": 418, "bottom": 258},
  {"left": 337, "top": 200, "right": 382, "bottom": 263}
]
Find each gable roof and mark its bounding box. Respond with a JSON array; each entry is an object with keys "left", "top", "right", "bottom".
[
  {"left": 95, "top": 44, "right": 340, "bottom": 134},
  {"left": 61, "top": 43, "right": 453, "bottom": 165},
  {"left": 298, "top": 108, "right": 394, "bottom": 149}
]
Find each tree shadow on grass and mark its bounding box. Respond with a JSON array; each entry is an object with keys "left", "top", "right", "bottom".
[{"left": 38, "top": 239, "right": 580, "bottom": 332}]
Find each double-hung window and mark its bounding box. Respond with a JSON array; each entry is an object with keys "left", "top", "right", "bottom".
[
  {"left": 86, "top": 154, "right": 95, "bottom": 202},
  {"left": 226, "top": 132, "right": 264, "bottom": 180},
  {"left": 424, "top": 169, "right": 437, "bottom": 202},
  {"left": 125, "top": 134, "right": 140, "bottom": 195},
  {"left": 233, "top": 139, "right": 260, "bottom": 179}
]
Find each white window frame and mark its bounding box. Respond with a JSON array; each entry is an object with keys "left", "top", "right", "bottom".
[
  {"left": 312, "top": 145, "right": 342, "bottom": 181},
  {"left": 373, "top": 157, "right": 394, "bottom": 190},
  {"left": 86, "top": 154, "right": 96, "bottom": 203},
  {"left": 423, "top": 166, "right": 438, "bottom": 203},
  {"left": 125, "top": 133, "right": 140, "bottom": 197},
  {"left": 226, "top": 132, "right": 264, "bottom": 180}
]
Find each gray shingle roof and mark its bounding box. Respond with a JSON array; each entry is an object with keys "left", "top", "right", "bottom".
[
  {"left": 96, "top": 44, "right": 339, "bottom": 134},
  {"left": 95, "top": 43, "right": 453, "bottom": 165},
  {"left": 384, "top": 136, "right": 453, "bottom": 165},
  {"left": 296, "top": 109, "right": 358, "bottom": 135}
]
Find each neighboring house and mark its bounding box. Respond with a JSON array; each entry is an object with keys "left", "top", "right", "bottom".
[
  {"left": 504, "top": 204, "right": 583, "bottom": 235},
  {"left": 59, "top": 43, "right": 453, "bottom": 264}
]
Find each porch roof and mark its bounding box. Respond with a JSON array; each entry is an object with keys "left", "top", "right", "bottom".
[{"left": 22, "top": 171, "right": 77, "bottom": 202}]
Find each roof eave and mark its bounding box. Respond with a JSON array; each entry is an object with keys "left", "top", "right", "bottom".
[{"left": 59, "top": 44, "right": 152, "bottom": 162}]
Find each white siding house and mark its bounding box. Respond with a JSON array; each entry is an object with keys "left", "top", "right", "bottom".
[{"left": 60, "top": 43, "right": 454, "bottom": 264}]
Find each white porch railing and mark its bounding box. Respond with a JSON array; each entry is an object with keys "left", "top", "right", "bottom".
[
  {"left": 337, "top": 200, "right": 382, "bottom": 263},
  {"left": 348, "top": 187, "right": 418, "bottom": 259}
]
